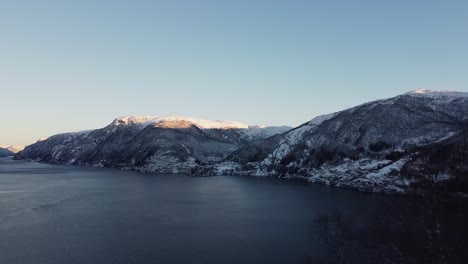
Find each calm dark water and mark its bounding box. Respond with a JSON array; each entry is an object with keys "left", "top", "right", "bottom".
[{"left": 0, "top": 157, "right": 390, "bottom": 264}]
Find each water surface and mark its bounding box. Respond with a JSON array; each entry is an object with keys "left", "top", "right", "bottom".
[{"left": 0, "top": 157, "right": 389, "bottom": 264}]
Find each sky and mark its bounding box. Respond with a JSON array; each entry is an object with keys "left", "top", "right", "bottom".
[{"left": 1, "top": 0, "right": 467, "bottom": 146}]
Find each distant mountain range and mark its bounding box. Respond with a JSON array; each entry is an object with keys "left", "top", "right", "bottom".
[
  {"left": 15, "top": 90, "right": 468, "bottom": 193},
  {"left": 0, "top": 145, "right": 25, "bottom": 154},
  {"left": 0, "top": 147, "right": 14, "bottom": 157}
]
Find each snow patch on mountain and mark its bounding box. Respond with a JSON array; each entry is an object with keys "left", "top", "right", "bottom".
[
  {"left": 113, "top": 116, "right": 250, "bottom": 130},
  {"left": 305, "top": 158, "right": 412, "bottom": 193},
  {"left": 309, "top": 112, "right": 340, "bottom": 126},
  {"left": 243, "top": 125, "right": 292, "bottom": 139},
  {"left": 284, "top": 112, "right": 339, "bottom": 146},
  {"left": 214, "top": 162, "right": 241, "bottom": 175},
  {"left": 272, "top": 144, "right": 290, "bottom": 163},
  {"left": 407, "top": 89, "right": 468, "bottom": 99}
]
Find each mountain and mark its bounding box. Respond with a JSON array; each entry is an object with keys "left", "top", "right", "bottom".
[
  {"left": 14, "top": 116, "right": 291, "bottom": 174},
  {"left": 14, "top": 90, "right": 468, "bottom": 194},
  {"left": 0, "top": 147, "right": 14, "bottom": 157},
  {"left": 221, "top": 90, "right": 468, "bottom": 193},
  {"left": 0, "top": 145, "right": 25, "bottom": 154}
]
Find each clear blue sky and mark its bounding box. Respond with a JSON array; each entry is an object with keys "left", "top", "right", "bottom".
[{"left": 1, "top": 0, "right": 467, "bottom": 146}]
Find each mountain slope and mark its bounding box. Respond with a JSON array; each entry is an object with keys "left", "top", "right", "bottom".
[
  {"left": 15, "top": 116, "right": 291, "bottom": 173},
  {"left": 223, "top": 90, "right": 468, "bottom": 193}
]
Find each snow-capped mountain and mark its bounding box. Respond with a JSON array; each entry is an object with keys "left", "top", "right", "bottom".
[
  {"left": 14, "top": 90, "right": 468, "bottom": 193},
  {"left": 0, "top": 147, "right": 14, "bottom": 157},
  {"left": 112, "top": 116, "right": 251, "bottom": 129},
  {"left": 222, "top": 89, "right": 468, "bottom": 193},
  {"left": 15, "top": 116, "right": 291, "bottom": 173},
  {"left": 0, "top": 145, "right": 25, "bottom": 154}
]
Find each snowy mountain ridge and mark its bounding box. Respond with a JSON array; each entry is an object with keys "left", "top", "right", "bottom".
[
  {"left": 222, "top": 90, "right": 468, "bottom": 193},
  {"left": 113, "top": 116, "right": 251, "bottom": 130},
  {"left": 14, "top": 90, "right": 468, "bottom": 194},
  {"left": 406, "top": 89, "right": 468, "bottom": 98},
  {"left": 15, "top": 116, "right": 291, "bottom": 174}
]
